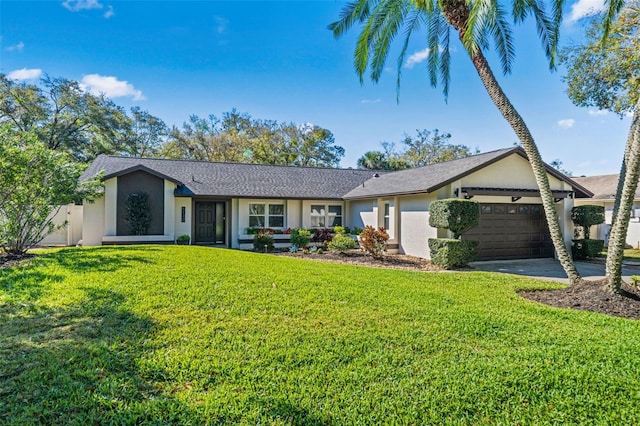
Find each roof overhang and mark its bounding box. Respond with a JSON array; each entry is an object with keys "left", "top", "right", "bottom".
[
  {"left": 103, "top": 164, "right": 183, "bottom": 185},
  {"left": 460, "top": 187, "right": 574, "bottom": 202}
]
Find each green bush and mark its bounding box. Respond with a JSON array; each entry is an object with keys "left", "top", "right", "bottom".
[
  {"left": 359, "top": 226, "right": 389, "bottom": 259},
  {"left": 290, "top": 228, "right": 311, "bottom": 248},
  {"left": 253, "top": 230, "right": 274, "bottom": 252},
  {"left": 328, "top": 234, "right": 357, "bottom": 253},
  {"left": 333, "top": 225, "right": 347, "bottom": 235},
  {"left": 428, "top": 238, "right": 479, "bottom": 269},
  {"left": 572, "top": 239, "right": 605, "bottom": 260},
  {"left": 429, "top": 199, "right": 480, "bottom": 238},
  {"left": 125, "top": 192, "right": 151, "bottom": 235}
]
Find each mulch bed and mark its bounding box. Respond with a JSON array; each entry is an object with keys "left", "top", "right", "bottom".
[
  {"left": 519, "top": 280, "right": 640, "bottom": 320},
  {"left": 273, "top": 250, "right": 443, "bottom": 271},
  {"left": 0, "top": 253, "right": 35, "bottom": 270}
]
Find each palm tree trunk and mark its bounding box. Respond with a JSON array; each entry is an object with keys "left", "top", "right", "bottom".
[
  {"left": 439, "top": 0, "right": 580, "bottom": 283},
  {"left": 606, "top": 99, "right": 640, "bottom": 293},
  {"left": 467, "top": 51, "right": 582, "bottom": 284}
]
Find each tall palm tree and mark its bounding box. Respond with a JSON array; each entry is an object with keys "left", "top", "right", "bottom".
[{"left": 330, "top": 0, "right": 620, "bottom": 284}]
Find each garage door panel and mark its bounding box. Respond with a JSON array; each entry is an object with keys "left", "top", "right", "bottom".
[{"left": 463, "top": 203, "right": 554, "bottom": 261}]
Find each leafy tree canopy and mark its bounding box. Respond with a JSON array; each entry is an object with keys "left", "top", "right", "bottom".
[
  {"left": 560, "top": 1, "right": 639, "bottom": 116},
  {"left": 0, "top": 74, "right": 168, "bottom": 162},
  {"left": 160, "top": 109, "right": 345, "bottom": 167},
  {"left": 357, "top": 129, "right": 477, "bottom": 170}
]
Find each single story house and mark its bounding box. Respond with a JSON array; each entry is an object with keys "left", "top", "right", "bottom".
[
  {"left": 572, "top": 174, "right": 640, "bottom": 248},
  {"left": 72, "top": 146, "right": 592, "bottom": 261}
]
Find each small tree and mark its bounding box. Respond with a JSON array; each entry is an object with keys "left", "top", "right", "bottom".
[
  {"left": 124, "top": 193, "right": 152, "bottom": 235},
  {"left": 0, "top": 125, "right": 102, "bottom": 254}
]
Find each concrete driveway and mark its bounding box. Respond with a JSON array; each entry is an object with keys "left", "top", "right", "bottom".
[{"left": 469, "top": 258, "right": 639, "bottom": 284}]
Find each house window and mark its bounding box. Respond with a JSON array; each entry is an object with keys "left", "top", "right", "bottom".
[
  {"left": 328, "top": 205, "right": 342, "bottom": 227},
  {"left": 249, "top": 203, "right": 285, "bottom": 228},
  {"left": 311, "top": 205, "right": 326, "bottom": 227},
  {"left": 311, "top": 204, "right": 343, "bottom": 227},
  {"left": 181, "top": 206, "right": 186, "bottom": 223},
  {"left": 269, "top": 204, "right": 284, "bottom": 227},
  {"left": 383, "top": 203, "right": 390, "bottom": 230},
  {"left": 249, "top": 203, "right": 266, "bottom": 227}
]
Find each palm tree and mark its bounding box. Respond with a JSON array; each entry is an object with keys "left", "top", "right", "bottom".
[
  {"left": 357, "top": 150, "right": 389, "bottom": 170},
  {"left": 330, "top": 0, "right": 625, "bottom": 284}
]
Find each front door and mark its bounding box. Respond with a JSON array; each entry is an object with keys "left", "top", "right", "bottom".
[{"left": 195, "top": 202, "right": 226, "bottom": 244}]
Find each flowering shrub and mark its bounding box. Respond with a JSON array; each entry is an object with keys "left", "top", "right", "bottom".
[{"left": 253, "top": 230, "right": 274, "bottom": 252}]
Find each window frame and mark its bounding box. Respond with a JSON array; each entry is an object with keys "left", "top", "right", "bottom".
[
  {"left": 248, "top": 202, "right": 285, "bottom": 229},
  {"left": 310, "top": 203, "right": 343, "bottom": 228}
]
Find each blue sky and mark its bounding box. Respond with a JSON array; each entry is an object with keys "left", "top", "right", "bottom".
[{"left": 0, "top": 0, "right": 632, "bottom": 175}]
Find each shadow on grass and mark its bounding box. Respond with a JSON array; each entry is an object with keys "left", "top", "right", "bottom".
[
  {"left": 36, "top": 246, "right": 158, "bottom": 273},
  {"left": 0, "top": 286, "right": 201, "bottom": 425}
]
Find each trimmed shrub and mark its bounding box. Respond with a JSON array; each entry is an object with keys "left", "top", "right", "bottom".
[
  {"left": 429, "top": 199, "right": 480, "bottom": 238},
  {"left": 253, "top": 230, "right": 274, "bottom": 252},
  {"left": 428, "top": 238, "right": 479, "bottom": 269},
  {"left": 571, "top": 205, "right": 605, "bottom": 239},
  {"left": 125, "top": 192, "right": 151, "bottom": 235},
  {"left": 176, "top": 234, "right": 190, "bottom": 245},
  {"left": 572, "top": 239, "right": 605, "bottom": 260},
  {"left": 328, "top": 234, "right": 357, "bottom": 253},
  {"left": 359, "top": 226, "right": 389, "bottom": 259},
  {"left": 290, "top": 228, "right": 311, "bottom": 248}
]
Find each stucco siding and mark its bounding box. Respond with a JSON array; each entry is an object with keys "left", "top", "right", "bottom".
[
  {"left": 174, "top": 197, "right": 192, "bottom": 242},
  {"left": 460, "top": 154, "right": 564, "bottom": 190},
  {"left": 398, "top": 194, "right": 437, "bottom": 258},
  {"left": 83, "top": 196, "right": 105, "bottom": 246},
  {"left": 349, "top": 199, "right": 377, "bottom": 229}
]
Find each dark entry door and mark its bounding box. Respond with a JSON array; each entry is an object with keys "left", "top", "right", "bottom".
[
  {"left": 195, "top": 202, "right": 225, "bottom": 244},
  {"left": 463, "top": 203, "right": 553, "bottom": 260}
]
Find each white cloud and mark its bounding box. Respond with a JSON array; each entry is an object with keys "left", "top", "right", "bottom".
[
  {"left": 80, "top": 74, "right": 145, "bottom": 100},
  {"left": 6, "top": 41, "right": 24, "bottom": 52},
  {"left": 568, "top": 0, "right": 606, "bottom": 22},
  {"left": 404, "top": 48, "right": 431, "bottom": 69},
  {"left": 558, "top": 118, "right": 576, "bottom": 129},
  {"left": 361, "top": 99, "right": 382, "bottom": 104},
  {"left": 7, "top": 68, "right": 42, "bottom": 81},
  {"left": 62, "top": 0, "right": 103, "bottom": 12},
  {"left": 214, "top": 16, "right": 228, "bottom": 34},
  {"left": 104, "top": 5, "right": 114, "bottom": 18},
  {"left": 588, "top": 109, "right": 608, "bottom": 116}
]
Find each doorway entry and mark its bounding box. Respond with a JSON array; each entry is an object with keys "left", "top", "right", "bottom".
[{"left": 194, "top": 201, "right": 226, "bottom": 244}]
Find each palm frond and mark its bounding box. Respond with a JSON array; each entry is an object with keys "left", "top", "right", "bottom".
[
  {"left": 602, "top": 0, "right": 626, "bottom": 40},
  {"left": 396, "top": 9, "right": 424, "bottom": 101},
  {"left": 370, "top": 0, "right": 409, "bottom": 82},
  {"left": 328, "top": 0, "right": 377, "bottom": 37},
  {"left": 438, "top": 21, "right": 452, "bottom": 99}
]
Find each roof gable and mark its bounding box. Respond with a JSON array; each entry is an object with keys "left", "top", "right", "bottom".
[{"left": 343, "top": 147, "right": 593, "bottom": 199}]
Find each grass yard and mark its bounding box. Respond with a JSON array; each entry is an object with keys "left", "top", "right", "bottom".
[{"left": 2, "top": 246, "right": 640, "bottom": 424}]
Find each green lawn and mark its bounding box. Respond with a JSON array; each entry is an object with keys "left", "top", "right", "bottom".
[{"left": 2, "top": 246, "right": 640, "bottom": 424}]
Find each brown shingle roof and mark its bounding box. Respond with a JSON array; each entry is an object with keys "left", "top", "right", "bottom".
[{"left": 572, "top": 174, "right": 639, "bottom": 200}]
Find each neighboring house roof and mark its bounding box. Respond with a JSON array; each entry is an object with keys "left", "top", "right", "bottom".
[
  {"left": 572, "top": 174, "right": 640, "bottom": 200},
  {"left": 81, "top": 155, "right": 381, "bottom": 199},
  {"left": 343, "top": 147, "right": 593, "bottom": 199},
  {"left": 82, "top": 147, "right": 592, "bottom": 200}
]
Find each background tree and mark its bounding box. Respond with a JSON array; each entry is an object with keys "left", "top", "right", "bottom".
[
  {"left": 0, "top": 74, "right": 131, "bottom": 162},
  {"left": 161, "top": 110, "right": 345, "bottom": 167},
  {"left": 561, "top": 1, "right": 640, "bottom": 292},
  {"left": 329, "top": 0, "right": 627, "bottom": 283},
  {"left": 122, "top": 107, "right": 168, "bottom": 158},
  {"left": 357, "top": 129, "right": 477, "bottom": 170},
  {"left": 0, "top": 125, "right": 102, "bottom": 255}
]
